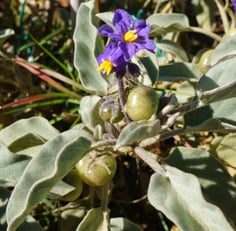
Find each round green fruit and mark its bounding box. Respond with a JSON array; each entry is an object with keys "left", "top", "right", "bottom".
[
  {"left": 75, "top": 153, "right": 117, "bottom": 187},
  {"left": 197, "top": 49, "right": 213, "bottom": 73},
  {"left": 99, "top": 96, "right": 123, "bottom": 123},
  {"left": 61, "top": 169, "right": 83, "bottom": 202},
  {"left": 125, "top": 86, "right": 159, "bottom": 121}
]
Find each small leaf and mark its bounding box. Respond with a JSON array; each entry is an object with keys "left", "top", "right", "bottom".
[
  {"left": 6, "top": 130, "right": 92, "bottom": 231},
  {"left": 115, "top": 119, "right": 160, "bottom": 149},
  {"left": 139, "top": 51, "right": 159, "bottom": 85},
  {"left": 148, "top": 165, "right": 234, "bottom": 231},
  {"left": 147, "top": 13, "right": 191, "bottom": 36},
  {"left": 0, "top": 117, "right": 59, "bottom": 147},
  {"left": 79, "top": 95, "right": 104, "bottom": 132},
  {"left": 0, "top": 142, "right": 31, "bottom": 187},
  {"left": 76, "top": 207, "right": 109, "bottom": 231},
  {"left": 156, "top": 40, "right": 189, "bottom": 62},
  {"left": 96, "top": 12, "right": 114, "bottom": 27},
  {"left": 110, "top": 217, "right": 143, "bottom": 231},
  {"left": 159, "top": 62, "right": 201, "bottom": 81},
  {"left": 73, "top": 1, "right": 108, "bottom": 94},
  {"left": 8, "top": 133, "right": 46, "bottom": 153}
]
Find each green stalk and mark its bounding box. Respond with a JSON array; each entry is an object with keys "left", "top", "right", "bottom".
[{"left": 29, "top": 34, "right": 76, "bottom": 81}]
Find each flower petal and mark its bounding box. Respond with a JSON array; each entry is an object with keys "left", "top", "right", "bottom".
[{"left": 98, "top": 24, "right": 114, "bottom": 36}]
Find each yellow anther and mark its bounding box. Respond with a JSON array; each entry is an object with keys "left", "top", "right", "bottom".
[
  {"left": 123, "top": 30, "right": 138, "bottom": 43},
  {"left": 98, "top": 60, "right": 113, "bottom": 75}
]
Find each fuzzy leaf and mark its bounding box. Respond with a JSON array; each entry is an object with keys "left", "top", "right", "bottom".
[
  {"left": 147, "top": 13, "right": 191, "bottom": 36},
  {"left": 115, "top": 120, "right": 160, "bottom": 149},
  {"left": 139, "top": 51, "right": 159, "bottom": 84},
  {"left": 148, "top": 165, "right": 234, "bottom": 231},
  {"left": 79, "top": 95, "right": 104, "bottom": 132},
  {"left": 58, "top": 206, "right": 86, "bottom": 231},
  {"left": 8, "top": 133, "right": 45, "bottom": 153},
  {"left": 110, "top": 217, "right": 143, "bottom": 231},
  {"left": 76, "top": 207, "right": 109, "bottom": 231},
  {"left": 6, "top": 130, "right": 92, "bottom": 231},
  {"left": 210, "top": 35, "right": 236, "bottom": 65},
  {"left": 0, "top": 187, "right": 43, "bottom": 231},
  {"left": 159, "top": 62, "right": 201, "bottom": 81},
  {"left": 73, "top": 1, "right": 108, "bottom": 94},
  {"left": 0, "top": 142, "right": 31, "bottom": 187},
  {"left": 213, "top": 133, "right": 236, "bottom": 168},
  {"left": 96, "top": 12, "right": 114, "bottom": 27},
  {"left": 156, "top": 40, "right": 189, "bottom": 62},
  {"left": 184, "top": 104, "right": 236, "bottom": 132},
  {"left": 198, "top": 57, "right": 236, "bottom": 104},
  {"left": 0, "top": 117, "right": 59, "bottom": 147},
  {"left": 184, "top": 56, "right": 236, "bottom": 132},
  {"left": 167, "top": 147, "right": 236, "bottom": 225}
]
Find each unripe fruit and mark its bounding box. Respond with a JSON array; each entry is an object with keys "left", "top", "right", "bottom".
[
  {"left": 61, "top": 169, "right": 83, "bottom": 202},
  {"left": 197, "top": 49, "right": 213, "bottom": 73},
  {"left": 99, "top": 95, "right": 123, "bottom": 123},
  {"left": 75, "top": 153, "right": 117, "bottom": 187},
  {"left": 125, "top": 86, "right": 159, "bottom": 121}
]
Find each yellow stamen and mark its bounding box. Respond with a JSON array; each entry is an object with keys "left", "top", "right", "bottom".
[
  {"left": 98, "top": 60, "right": 113, "bottom": 75},
  {"left": 123, "top": 30, "right": 138, "bottom": 43}
]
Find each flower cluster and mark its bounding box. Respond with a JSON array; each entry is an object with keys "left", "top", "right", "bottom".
[{"left": 97, "top": 9, "right": 155, "bottom": 77}]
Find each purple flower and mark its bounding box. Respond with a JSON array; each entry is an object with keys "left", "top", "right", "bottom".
[
  {"left": 232, "top": 0, "right": 236, "bottom": 12},
  {"left": 97, "top": 43, "right": 127, "bottom": 77},
  {"left": 98, "top": 9, "right": 155, "bottom": 61}
]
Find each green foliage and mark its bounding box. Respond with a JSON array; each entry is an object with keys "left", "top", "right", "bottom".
[
  {"left": 6, "top": 128, "right": 92, "bottom": 231},
  {"left": 73, "top": 0, "right": 108, "bottom": 94},
  {"left": 76, "top": 207, "right": 109, "bottom": 231},
  {"left": 167, "top": 147, "right": 236, "bottom": 222},
  {"left": 115, "top": 119, "right": 160, "bottom": 149},
  {"left": 110, "top": 217, "right": 143, "bottom": 231},
  {"left": 148, "top": 165, "right": 234, "bottom": 231},
  {"left": 147, "top": 13, "right": 191, "bottom": 36}
]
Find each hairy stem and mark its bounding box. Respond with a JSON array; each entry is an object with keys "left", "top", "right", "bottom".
[
  {"left": 101, "top": 182, "right": 110, "bottom": 212},
  {"left": 134, "top": 146, "right": 166, "bottom": 175},
  {"left": 190, "top": 27, "right": 222, "bottom": 42},
  {"left": 116, "top": 76, "right": 131, "bottom": 122}
]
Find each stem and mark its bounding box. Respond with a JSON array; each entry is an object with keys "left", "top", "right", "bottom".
[
  {"left": 91, "top": 139, "right": 117, "bottom": 149},
  {"left": 200, "top": 79, "right": 236, "bottom": 104},
  {"left": 134, "top": 146, "right": 166, "bottom": 175},
  {"left": 190, "top": 27, "right": 222, "bottom": 42},
  {"left": 215, "top": 0, "right": 230, "bottom": 33},
  {"left": 116, "top": 76, "right": 131, "bottom": 122},
  {"left": 101, "top": 182, "right": 110, "bottom": 212},
  {"left": 162, "top": 99, "right": 201, "bottom": 118},
  {"left": 159, "top": 127, "right": 186, "bottom": 141},
  {"left": 88, "top": 187, "right": 95, "bottom": 208}
]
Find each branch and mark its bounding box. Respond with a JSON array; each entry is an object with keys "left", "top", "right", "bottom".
[{"left": 134, "top": 146, "right": 166, "bottom": 175}]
